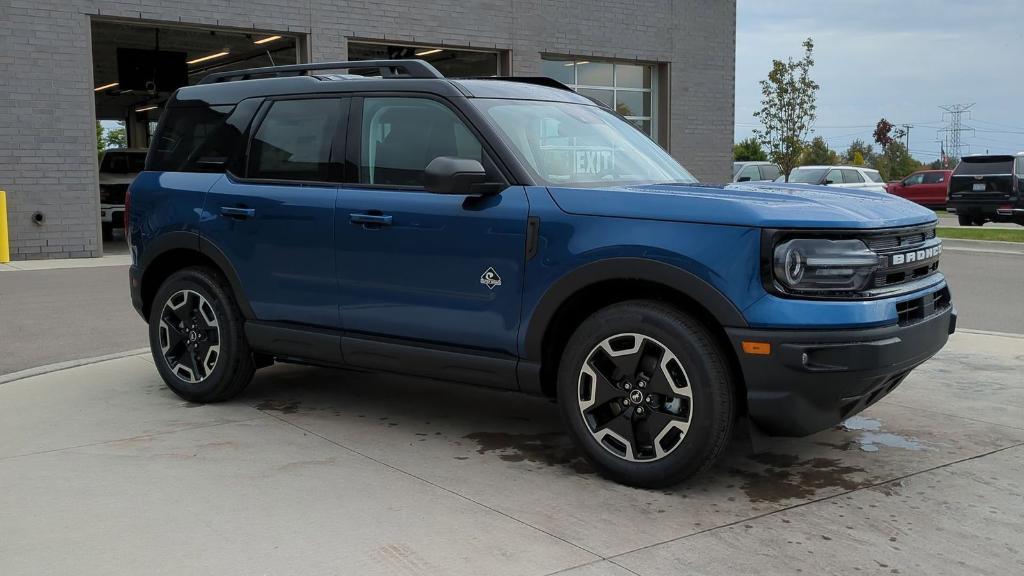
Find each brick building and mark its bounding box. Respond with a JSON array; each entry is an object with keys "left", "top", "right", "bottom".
[{"left": 0, "top": 0, "right": 736, "bottom": 260}]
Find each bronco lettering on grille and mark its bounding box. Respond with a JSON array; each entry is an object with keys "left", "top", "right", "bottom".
[{"left": 891, "top": 244, "right": 941, "bottom": 266}]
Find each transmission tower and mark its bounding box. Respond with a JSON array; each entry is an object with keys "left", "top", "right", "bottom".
[{"left": 938, "top": 103, "right": 975, "bottom": 160}]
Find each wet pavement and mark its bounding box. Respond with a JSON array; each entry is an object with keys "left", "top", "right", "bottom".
[{"left": 1, "top": 331, "right": 1022, "bottom": 575}]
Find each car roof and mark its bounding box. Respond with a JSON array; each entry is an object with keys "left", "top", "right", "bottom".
[
  {"left": 173, "top": 60, "right": 594, "bottom": 107},
  {"left": 798, "top": 165, "right": 878, "bottom": 171}
]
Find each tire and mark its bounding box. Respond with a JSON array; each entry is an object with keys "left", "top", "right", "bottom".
[
  {"left": 148, "top": 266, "right": 254, "bottom": 403},
  {"left": 957, "top": 215, "right": 973, "bottom": 226},
  {"left": 557, "top": 300, "right": 736, "bottom": 488},
  {"left": 974, "top": 218, "right": 986, "bottom": 227}
]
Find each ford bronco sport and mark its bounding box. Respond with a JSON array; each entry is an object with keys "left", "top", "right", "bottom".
[{"left": 128, "top": 60, "right": 956, "bottom": 487}]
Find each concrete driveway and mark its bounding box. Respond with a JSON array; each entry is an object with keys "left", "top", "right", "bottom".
[{"left": 2, "top": 331, "right": 1022, "bottom": 575}]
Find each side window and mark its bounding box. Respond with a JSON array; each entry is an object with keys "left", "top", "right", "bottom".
[
  {"left": 360, "top": 97, "right": 492, "bottom": 187},
  {"left": 825, "top": 169, "right": 844, "bottom": 184},
  {"left": 737, "top": 165, "right": 760, "bottom": 181},
  {"left": 922, "top": 172, "right": 944, "bottom": 184},
  {"left": 842, "top": 169, "right": 864, "bottom": 183},
  {"left": 149, "top": 104, "right": 252, "bottom": 172},
  {"left": 759, "top": 164, "right": 781, "bottom": 181},
  {"left": 248, "top": 98, "right": 344, "bottom": 182},
  {"left": 1016, "top": 157, "right": 1024, "bottom": 176},
  {"left": 904, "top": 173, "right": 925, "bottom": 186}
]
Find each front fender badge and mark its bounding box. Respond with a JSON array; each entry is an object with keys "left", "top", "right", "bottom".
[{"left": 480, "top": 267, "right": 502, "bottom": 290}]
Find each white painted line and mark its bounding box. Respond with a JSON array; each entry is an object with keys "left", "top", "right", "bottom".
[
  {"left": 957, "top": 328, "right": 1024, "bottom": 340},
  {"left": 0, "top": 348, "right": 150, "bottom": 385},
  {"left": 943, "top": 246, "right": 1024, "bottom": 256},
  {"left": 0, "top": 255, "right": 131, "bottom": 272}
]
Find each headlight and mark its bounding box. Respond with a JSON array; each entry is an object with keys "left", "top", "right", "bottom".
[{"left": 772, "top": 238, "right": 879, "bottom": 294}]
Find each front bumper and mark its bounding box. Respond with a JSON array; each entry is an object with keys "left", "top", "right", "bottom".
[
  {"left": 100, "top": 204, "right": 125, "bottom": 226},
  {"left": 726, "top": 304, "right": 956, "bottom": 437}
]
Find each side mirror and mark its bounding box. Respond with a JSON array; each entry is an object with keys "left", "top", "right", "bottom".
[
  {"left": 824, "top": 179, "right": 835, "bottom": 185},
  {"left": 424, "top": 156, "right": 489, "bottom": 195},
  {"left": 737, "top": 176, "right": 751, "bottom": 182}
]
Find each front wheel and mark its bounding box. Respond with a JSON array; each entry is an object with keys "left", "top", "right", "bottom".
[
  {"left": 557, "top": 300, "right": 736, "bottom": 488},
  {"left": 148, "top": 267, "right": 254, "bottom": 402}
]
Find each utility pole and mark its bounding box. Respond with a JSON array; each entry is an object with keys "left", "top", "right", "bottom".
[
  {"left": 938, "top": 103, "right": 975, "bottom": 161},
  {"left": 900, "top": 124, "right": 912, "bottom": 151}
]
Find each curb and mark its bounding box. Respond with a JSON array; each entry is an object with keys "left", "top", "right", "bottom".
[
  {"left": 957, "top": 328, "right": 1024, "bottom": 340},
  {"left": 0, "top": 348, "right": 150, "bottom": 385}
]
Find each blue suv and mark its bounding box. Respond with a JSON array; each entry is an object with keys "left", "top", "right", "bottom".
[{"left": 128, "top": 60, "right": 955, "bottom": 487}]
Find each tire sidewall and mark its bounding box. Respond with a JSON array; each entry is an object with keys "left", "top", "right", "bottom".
[
  {"left": 557, "top": 302, "right": 732, "bottom": 485},
  {"left": 148, "top": 268, "right": 244, "bottom": 401}
]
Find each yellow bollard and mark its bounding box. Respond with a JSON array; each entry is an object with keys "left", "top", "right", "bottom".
[{"left": 0, "top": 190, "right": 9, "bottom": 263}]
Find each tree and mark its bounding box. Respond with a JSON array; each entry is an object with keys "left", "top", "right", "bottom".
[
  {"left": 801, "top": 136, "right": 838, "bottom": 165},
  {"left": 843, "top": 139, "right": 877, "bottom": 167},
  {"left": 752, "top": 38, "right": 819, "bottom": 179},
  {"left": 874, "top": 141, "right": 921, "bottom": 181},
  {"left": 873, "top": 118, "right": 895, "bottom": 149},
  {"left": 96, "top": 121, "right": 105, "bottom": 151},
  {"left": 104, "top": 122, "right": 127, "bottom": 149},
  {"left": 733, "top": 137, "right": 767, "bottom": 161}
]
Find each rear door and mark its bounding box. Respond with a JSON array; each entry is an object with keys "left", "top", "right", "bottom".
[
  {"left": 758, "top": 164, "right": 781, "bottom": 182},
  {"left": 334, "top": 95, "right": 528, "bottom": 360},
  {"left": 201, "top": 96, "right": 347, "bottom": 328},
  {"left": 841, "top": 169, "right": 868, "bottom": 190},
  {"left": 824, "top": 168, "right": 845, "bottom": 187}
]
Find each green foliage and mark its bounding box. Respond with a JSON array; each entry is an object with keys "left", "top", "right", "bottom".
[
  {"left": 96, "top": 121, "right": 105, "bottom": 151},
  {"left": 752, "top": 38, "right": 819, "bottom": 179},
  {"left": 105, "top": 125, "right": 127, "bottom": 149},
  {"left": 801, "top": 136, "right": 839, "bottom": 166},
  {"left": 733, "top": 137, "right": 767, "bottom": 162},
  {"left": 843, "top": 139, "right": 877, "bottom": 167},
  {"left": 874, "top": 141, "right": 921, "bottom": 181}
]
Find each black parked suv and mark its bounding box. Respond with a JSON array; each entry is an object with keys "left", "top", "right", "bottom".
[{"left": 947, "top": 153, "right": 1024, "bottom": 226}]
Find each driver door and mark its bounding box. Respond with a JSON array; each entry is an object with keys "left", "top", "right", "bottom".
[{"left": 334, "top": 95, "right": 529, "bottom": 361}]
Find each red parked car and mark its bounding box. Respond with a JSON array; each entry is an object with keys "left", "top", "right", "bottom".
[{"left": 886, "top": 170, "right": 952, "bottom": 209}]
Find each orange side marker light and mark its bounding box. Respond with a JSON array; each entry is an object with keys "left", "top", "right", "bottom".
[{"left": 742, "top": 341, "right": 771, "bottom": 356}]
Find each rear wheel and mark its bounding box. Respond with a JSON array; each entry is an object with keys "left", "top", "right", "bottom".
[
  {"left": 148, "top": 267, "right": 254, "bottom": 402},
  {"left": 958, "top": 214, "right": 973, "bottom": 226},
  {"left": 557, "top": 300, "right": 736, "bottom": 488}
]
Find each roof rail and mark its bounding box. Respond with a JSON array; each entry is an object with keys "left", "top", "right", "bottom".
[
  {"left": 197, "top": 59, "right": 444, "bottom": 85},
  {"left": 460, "top": 76, "right": 575, "bottom": 92}
]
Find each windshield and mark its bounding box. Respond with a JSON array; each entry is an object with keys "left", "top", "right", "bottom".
[
  {"left": 787, "top": 168, "right": 827, "bottom": 184},
  {"left": 473, "top": 99, "right": 696, "bottom": 187}
]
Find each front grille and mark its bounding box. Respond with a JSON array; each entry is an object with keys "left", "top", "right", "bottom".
[
  {"left": 897, "top": 286, "right": 951, "bottom": 326},
  {"left": 862, "top": 227, "right": 936, "bottom": 251},
  {"left": 860, "top": 224, "right": 941, "bottom": 293}
]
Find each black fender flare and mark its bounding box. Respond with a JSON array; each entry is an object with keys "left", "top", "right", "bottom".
[
  {"left": 140, "top": 231, "right": 255, "bottom": 319},
  {"left": 522, "top": 257, "right": 748, "bottom": 362}
]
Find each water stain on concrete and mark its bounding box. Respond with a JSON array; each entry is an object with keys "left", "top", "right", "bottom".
[
  {"left": 464, "top": 431, "right": 594, "bottom": 475},
  {"left": 255, "top": 398, "right": 301, "bottom": 414},
  {"left": 838, "top": 416, "right": 926, "bottom": 452},
  {"left": 730, "top": 454, "right": 870, "bottom": 502}
]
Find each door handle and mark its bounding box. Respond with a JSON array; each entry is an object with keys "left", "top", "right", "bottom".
[
  {"left": 349, "top": 213, "right": 393, "bottom": 227},
  {"left": 220, "top": 206, "right": 256, "bottom": 219}
]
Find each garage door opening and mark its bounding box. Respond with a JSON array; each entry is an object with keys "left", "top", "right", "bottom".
[
  {"left": 91, "top": 20, "right": 303, "bottom": 252},
  {"left": 347, "top": 41, "right": 506, "bottom": 78}
]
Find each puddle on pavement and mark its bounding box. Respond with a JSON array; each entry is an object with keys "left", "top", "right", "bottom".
[
  {"left": 837, "top": 416, "right": 927, "bottom": 452},
  {"left": 730, "top": 454, "right": 871, "bottom": 502},
  {"left": 463, "top": 431, "right": 594, "bottom": 474}
]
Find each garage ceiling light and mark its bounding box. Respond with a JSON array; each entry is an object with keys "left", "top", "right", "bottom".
[
  {"left": 94, "top": 82, "right": 119, "bottom": 92},
  {"left": 254, "top": 35, "right": 282, "bottom": 45},
  {"left": 565, "top": 61, "right": 589, "bottom": 66},
  {"left": 415, "top": 48, "right": 443, "bottom": 56},
  {"left": 187, "top": 51, "right": 230, "bottom": 65},
  {"left": 135, "top": 105, "right": 158, "bottom": 113}
]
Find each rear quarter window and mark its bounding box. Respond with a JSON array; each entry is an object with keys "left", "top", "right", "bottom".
[
  {"left": 147, "top": 100, "right": 259, "bottom": 172},
  {"left": 863, "top": 170, "right": 883, "bottom": 183}
]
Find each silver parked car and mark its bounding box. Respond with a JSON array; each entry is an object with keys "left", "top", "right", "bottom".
[{"left": 732, "top": 161, "right": 782, "bottom": 182}]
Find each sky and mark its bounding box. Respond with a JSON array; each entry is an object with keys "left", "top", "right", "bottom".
[{"left": 735, "top": 0, "right": 1024, "bottom": 161}]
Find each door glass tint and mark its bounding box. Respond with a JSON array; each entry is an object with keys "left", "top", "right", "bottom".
[
  {"left": 842, "top": 169, "right": 864, "bottom": 183},
  {"left": 360, "top": 97, "right": 487, "bottom": 187},
  {"left": 825, "top": 170, "right": 844, "bottom": 184},
  {"left": 148, "top": 104, "right": 240, "bottom": 172},
  {"left": 922, "top": 172, "right": 945, "bottom": 184},
  {"left": 249, "top": 99, "right": 343, "bottom": 182},
  {"left": 904, "top": 173, "right": 925, "bottom": 185}
]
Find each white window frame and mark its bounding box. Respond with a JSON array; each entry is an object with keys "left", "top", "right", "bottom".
[{"left": 550, "top": 58, "right": 659, "bottom": 144}]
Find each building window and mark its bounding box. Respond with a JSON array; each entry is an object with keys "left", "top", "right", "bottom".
[
  {"left": 541, "top": 57, "right": 659, "bottom": 143},
  {"left": 348, "top": 41, "right": 502, "bottom": 77}
]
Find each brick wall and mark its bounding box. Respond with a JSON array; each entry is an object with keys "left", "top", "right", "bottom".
[{"left": 0, "top": 0, "right": 736, "bottom": 260}]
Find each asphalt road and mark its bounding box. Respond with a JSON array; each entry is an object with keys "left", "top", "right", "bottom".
[{"left": 1, "top": 243, "right": 1021, "bottom": 375}]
